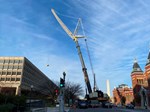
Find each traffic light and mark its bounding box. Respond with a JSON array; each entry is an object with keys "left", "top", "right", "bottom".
[
  {"left": 55, "top": 89, "right": 58, "bottom": 95},
  {"left": 60, "top": 78, "right": 65, "bottom": 88}
]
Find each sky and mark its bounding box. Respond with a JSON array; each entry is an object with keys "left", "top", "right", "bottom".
[{"left": 1, "top": 0, "right": 150, "bottom": 97}]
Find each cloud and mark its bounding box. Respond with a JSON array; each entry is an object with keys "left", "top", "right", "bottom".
[
  {"left": 1, "top": 0, "right": 150, "bottom": 96},
  {"left": 66, "top": 0, "right": 150, "bottom": 94}
]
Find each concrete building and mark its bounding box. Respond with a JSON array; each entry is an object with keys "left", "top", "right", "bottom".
[
  {"left": 131, "top": 51, "right": 150, "bottom": 109},
  {"left": 0, "top": 57, "right": 57, "bottom": 96},
  {"left": 113, "top": 84, "right": 134, "bottom": 105}
]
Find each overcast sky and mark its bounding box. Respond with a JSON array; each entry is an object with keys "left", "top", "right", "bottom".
[{"left": 1, "top": 0, "right": 150, "bottom": 96}]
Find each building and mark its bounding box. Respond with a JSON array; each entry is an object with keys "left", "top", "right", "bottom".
[
  {"left": 0, "top": 57, "right": 57, "bottom": 96},
  {"left": 131, "top": 51, "right": 150, "bottom": 109},
  {"left": 113, "top": 84, "right": 134, "bottom": 105}
]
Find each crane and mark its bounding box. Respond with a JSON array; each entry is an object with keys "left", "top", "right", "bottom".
[{"left": 51, "top": 9, "right": 92, "bottom": 94}]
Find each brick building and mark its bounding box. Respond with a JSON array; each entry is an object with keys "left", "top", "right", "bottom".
[
  {"left": 113, "top": 84, "right": 134, "bottom": 105},
  {"left": 131, "top": 51, "right": 150, "bottom": 109}
]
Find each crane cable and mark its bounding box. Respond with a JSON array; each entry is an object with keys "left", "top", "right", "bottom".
[
  {"left": 80, "top": 19, "right": 95, "bottom": 76},
  {"left": 54, "top": 10, "right": 78, "bottom": 20},
  {"left": 80, "top": 19, "right": 98, "bottom": 91}
]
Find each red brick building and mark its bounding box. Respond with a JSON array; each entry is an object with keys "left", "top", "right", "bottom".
[
  {"left": 131, "top": 52, "right": 150, "bottom": 109},
  {"left": 113, "top": 84, "right": 134, "bottom": 105}
]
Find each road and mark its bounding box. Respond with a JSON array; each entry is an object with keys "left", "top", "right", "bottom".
[
  {"left": 69, "top": 107, "right": 150, "bottom": 112},
  {"left": 46, "top": 107, "right": 150, "bottom": 112}
]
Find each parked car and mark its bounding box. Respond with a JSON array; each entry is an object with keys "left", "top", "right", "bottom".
[
  {"left": 126, "top": 104, "right": 134, "bottom": 109},
  {"left": 117, "top": 104, "right": 122, "bottom": 107},
  {"left": 78, "top": 100, "right": 88, "bottom": 109},
  {"left": 102, "top": 102, "right": 112, "bottom": 108},
  {"left": 56, "top": 102, "right": 59, "bottom": 107},
  {"left": 89, "top": 100, "right": 101, "bottom": 108}
]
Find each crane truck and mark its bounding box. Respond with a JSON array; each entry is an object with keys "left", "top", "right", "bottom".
[{"left": 51, "top": 9, "right": 108, "bottom": 105}]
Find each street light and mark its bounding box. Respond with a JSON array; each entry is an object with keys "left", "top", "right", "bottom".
[{"left": 63, "top": 72, "right": 66, "bottom": 81}]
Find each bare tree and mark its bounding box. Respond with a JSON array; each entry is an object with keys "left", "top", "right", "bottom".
[
  {"left": 54, "top": 80, "right": 84, "bottom": 105},
  {"left": 64, "top": 81, "right": 84, "bottom": 105},
  {"left": 121, "top": 96, "right": 126, "bottom": 105}
]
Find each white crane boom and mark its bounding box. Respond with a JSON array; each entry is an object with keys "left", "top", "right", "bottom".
[
  {"left": 51, "top": 9, "right": 75, "bottom": 41},
  {"left": 51, "top": 9, "right": 92, "bottom": 94}
]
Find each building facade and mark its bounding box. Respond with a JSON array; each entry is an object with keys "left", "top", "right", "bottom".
[
  {"left": 113, "top": 84, "right": 134, "bottom": 105},
  {"left": 0, "top": 57, "right": 57, "bottom": 96},
  {"left": 131, "top": 51, "right": 150, "bottom": 109}
]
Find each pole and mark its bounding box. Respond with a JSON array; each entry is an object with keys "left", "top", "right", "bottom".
[
  {"left": 59, "top": 89, "right": 64, "bottom": 112},
  {"left": 59, "top": 72, "right": 66, "bottom": 112}
]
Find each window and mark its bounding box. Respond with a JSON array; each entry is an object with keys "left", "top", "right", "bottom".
[
  {"left": 18, "top": 66, "right": 23, "bottom": 69},
  {"left": 14, "top": 60, "right": 19, "bottom": 63},
  {"left": 0, "top": 60, "right": 4, "bottom": 63},
  {"left": 8, "top": 65, "right": 13, "bottom": 69},
  {"left": 4, "top": 60, "right": 9, "bottom": 63},
  {"left": 137, "top": 68, "right": 140, "bottom": 71},
  {"left": 7, "top": 72, "right": 11, "bottom": 75},
  {"left": 11, "top": 78, "right": 15, "bottom": 81},
  {"left": 6, "top": 78, "right": 10, "bottom": 81},
  {"left": 12, "top": 72, "right": 16, "bottom": 75},
  {"left": 1, "top": 78, "right": 5, "bottom": 81},
  {"left": 9, "top": 60, "right": 14, "bottom": 63},
  {"left": 13, "top": 65, "right": 18, "bottom": 69},
  {"left": 16, "top": 78, "right": 20, "bottom": 81},
  {"left": 17, "top": 72, "right": 21, "bottom": 75},
  {"left": 3, "top": 65, "right": 8, "bottom": 69},
  {"left": 19, "top": 60, "right": 23, "bottom": 63},
  {"left": 0, "top": 65, "right": 3, "bottom": 69},
  {"left": 2, "top": 71, "right": 6, "bottom": 75}
]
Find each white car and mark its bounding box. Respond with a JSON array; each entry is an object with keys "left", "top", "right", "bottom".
[{"left": 56, "top": 103, "right": 59, "bottom": 107}]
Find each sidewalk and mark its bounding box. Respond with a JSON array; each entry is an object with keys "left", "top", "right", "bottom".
[{"left": 46, "top": 107, "right": 70, "bottom": 112}]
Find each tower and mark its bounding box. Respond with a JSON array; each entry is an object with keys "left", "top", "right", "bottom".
[
  {"left": 106, "top": 79, "right": 110, "bottom": 97},
  {"left": 131, "top": 59, "right": 144, "bottom": 88},
  {"left": 131, "top": 58, "right": 146, "bottom": 107},
  {"left": 145, "top": 51, "right": 150, "bottom": 88}
]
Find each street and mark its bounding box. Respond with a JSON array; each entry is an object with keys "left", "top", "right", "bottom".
[
  {"left": 69, "top": 107, "right": 150, "bottom": 112},
  {"left": 46, "top": 107, "right": 150, "bottom": 112}
]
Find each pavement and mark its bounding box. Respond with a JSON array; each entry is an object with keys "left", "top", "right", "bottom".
[{"left": 46, "top": 107, "right": 70, "bottom": 112}]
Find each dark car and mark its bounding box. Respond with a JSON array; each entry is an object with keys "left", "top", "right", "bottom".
[
  {"left": 126, "top": 104, "right": 134, "bottom": 109},
  {"left": 102, "top": 102, "right": 112, "bottom": 108},
  {"left": 78, "top": 100, "right": 88, "bottom": 109}
]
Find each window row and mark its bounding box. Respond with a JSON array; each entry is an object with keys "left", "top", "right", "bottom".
[
  {"left": 0, "top": 77, "right": 20, "bottom": 81},
  {"left": 137, "top": 79, "right": 144, "bottom": 84},
  {"left": 0, "top": 65, "right": 23, "bottom": 69},
  {"left": 0, "top": 59, "right": 23, "bottom": 64},
  {"left": 0, "top": 72, "right": 22, "bottom": 75}
]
